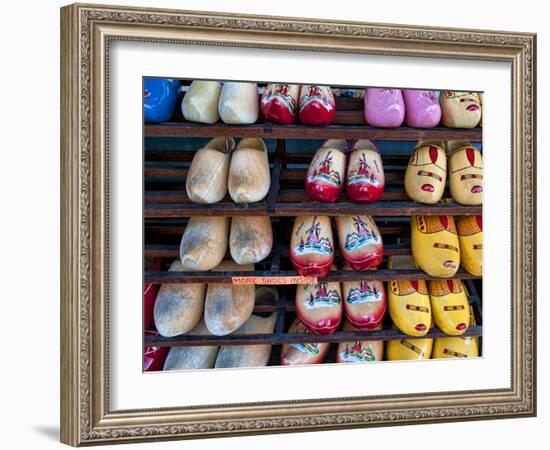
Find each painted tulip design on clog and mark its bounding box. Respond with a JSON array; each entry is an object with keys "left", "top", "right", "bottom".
[
  {"left": 230, "top": 216, "right": 273, "bottom": 265},
  {"left": 204, "top": 261, "right": 255, "bottom": 336},
  {"left": 295, "top": 277, "right": 342, "bottom": 335},
  {"left": 336, "top": 321, "right": 384, "bottom": 363},
  {"left": 404, "top": 141, "right": 447, "bottom": 204},
  {"left": 403, "top": 90, "right": 441, "bottom": 128},
  {"left": 228, "top": 138, "right": 271, "bottom": 204},
  {"left": 143, "top": 330, "right": 169, "bottom": 372},
  {"left": 342, "top": 273, "right": 386, "bottom": 330},
  {"left": 428, "top": 279, "right": 470, "bottom": 336},
  {"left": 440, "top": 91, "right": 481, "bottom": 128},
  {"left": 218, "top": 82, "right": 259, "bottom": 124},
  {"left": 386, "top": 336, "right": 433, "bottom": 360},
  {"left": 364, "top": 88, "right": 405, "bottom": 128},
  {"left": 345, "top": 140, "right": 385, "bottom": 203},
  {"left": 143, "top": 78, "right": 181, "bottom": 123},
  {"left": 411, "top": 215, "right": 460, "bottom": 278},
  {"left": 163, "top": 321, "right": 219, "bottom": 371},
  {"left": 179, "top": 216, "right": 229, "bottom": 271},
  {"left": 457, "top": 215, "right": 483, "bottom": 276},
  {"left": 186, "top": 137, "right": 234, "bottom": 204},
  {"left": 280, "top": 318, "right": 330, "bottom": 365},
  {"left": 335, "top": 215, "right": 383, "bottom": 271},
  {"left": 181, "top": 80, "right": 222, "bottom": 124},
  {"left": 298, "top": 85, "right": 336, "bottom": 126},
  {"left": 305, "top": 139, "right": 346, "bottom": 203},
  {"left": 290, "top": 216, "right": 334, "bottom": 277},
  {"left": 448, "top": 141, "right": 483, "bottom": 205},
  {"left": 143, "top": 257, "right": 162, "bottom": 329},
  {"left": 260, "top": 83, "right": 300, "bottom": 124}
]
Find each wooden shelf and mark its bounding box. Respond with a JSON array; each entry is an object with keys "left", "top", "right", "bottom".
[{"left": 145, "top": 121, "right": 482, "bottom": 141}]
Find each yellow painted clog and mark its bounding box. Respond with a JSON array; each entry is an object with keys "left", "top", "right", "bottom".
[
  {"left": 386, "top": 336, "right": 433, "bottom": 360},
  {"left": 440, "top": 91, "right": 481, "bottom": 128},
  {"left": 428, "top": 279, "right": 470, "bottom": 335},
  {"left": 432, "top": 336, "right": 479, "bottom": 358},
  {"left": 448, "top": 141, "right": 483, "bottom": 205},
  {"left": 404, "top": 141, "right": 447, "bottom": 204},
  {"left": 457, "top": 215, "right": 483, "bottom": 276},
  {"left": 411, "top": 215, "right": 460, "bottom": 277}
]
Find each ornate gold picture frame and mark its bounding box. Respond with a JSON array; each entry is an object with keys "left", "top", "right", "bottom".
[{"left": 60, "top": 3, "right": 536, "bottom": 446}]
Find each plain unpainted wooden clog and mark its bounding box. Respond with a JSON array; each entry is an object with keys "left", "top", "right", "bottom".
[
  {"left": 181, "top": 80, "right": 222, "bottom": 124},
  {"left": 218, "top": 82, "right": 259, "bottom": 124},
  {"left": 228, "top": 138, "right": 270, "bottom": 203},
  {"left": 179, "top": 216, "right": 229, "bottom": 271},
  {"left": 186, "top": 137, "right": 235, "bottom": 204},
  {"left": 229, "top": 216, "right": 273, "bottom": 265},
  {"left": 153, "top": 260, "right": 206, "bottom": 337},
  {"left": 204, "top": 261, "right": 255, "bottom": 336}
]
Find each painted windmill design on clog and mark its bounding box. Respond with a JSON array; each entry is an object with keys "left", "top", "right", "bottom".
[
  {"left": 260, "top": 83, "right": 300, "bottom": 124},
  {"left": 336, "top": 215, "right": 383, "bottom": 271},
  {"left": 290, "top": 216, "right": 334, "bottom": 277},
  {"left": 299, "top": 85, "right": 336, "bottom": 126},
  {"left": 296, "top": 280, "right": 342, "bottom": 335}
]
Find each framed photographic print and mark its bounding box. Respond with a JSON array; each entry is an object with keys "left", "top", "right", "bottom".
[{"left": 60, "top": 3, "right": 536, "bottom": 446}]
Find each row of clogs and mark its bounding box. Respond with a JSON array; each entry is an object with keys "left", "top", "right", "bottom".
[
  {"left": 290, "top": 215, "right": 384, "bottom": 276},
  {"left": 405, "top": 140, "right": 483, "bottom": 205},
  {"left": 179, "top": 216, "right": 272, "bottom": 270},
  {"left": 144, "top": 79, "right": 483, "bottom": 128},
  {"left": 153, "top": 259, "right": 257, "bottom": 338},
  {"left": 296, "top": 273, "right": 386, "bottom": 335},
  {"left": 186, "top": 137, "right": 270, "bottom": 204},
  {"left": 412, "top": 215, "right": 483, "bottom": 278},
  {"left": 305, "top": 139, "right": 385, "bottom": 203}
]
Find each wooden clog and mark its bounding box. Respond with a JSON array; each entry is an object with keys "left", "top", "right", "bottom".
[
  {"left": 186, "top": 137, "right": 234, "bottom": 204},
  {"left": 143, "top": 330, "right": 169, "bottom": 371},
  {"left": 228, "top": 138, "right": 270, "bottom": 203},
  {"left": 457, "top": 215, "right": 483, "bottom": 276},
  {"left": 218, "top": 82, "right": 259, "bottom": 124},
  {"left": 162, "top": 321, "right": 219, "bottom": 371},
  {"left": 342, "top": 273, "right": 386, "bottom": 330},
  {"left": 280, "top": 318, "right": 330, "bottom": 365},
  {"left": 448, "top": 141, "right": 483, "bottom": 205},
  {"left": 181, "top": 80, "right": 222, "bottom": 124},
  {"left": 386, "top": 336, "right": 433, "bottom": 360},
  {"left": 440, "top": 91, "right": 481, "bottom": 128},
  {"left": 214, "top": 313, "right": 277, "bottom": 368},
  {"left": 143, "top": 78, "right": 181, "bottom": 123},
  {"left": 429, "top": 280, "right": 470, "bottom": 336},
  {"left": 403, "top": 89, "right": 441, "bottom": 128},
  {"left": 290, "top": 215, "right": 334, "bottom": 277},
  {"left": 404, "top": 141, "right": 447, "bottom": 204},
  {"left": 295, "top": 275, "right": 342, "bottom": 335},
  {"left": 204, "top": 261, "right": 255, "bottom": 336},
  {"left": 230, "top": 216, "right": 273, "bottom": 265},
  {"left": 335, "top": 215, "right": 383, "bottom": 271},
  {"left": 364, "top": 88, "right": 405, "bottom": 128},
  {"left": 260, "top": 83, "right": 300, "bottom": 124},
  {"left": 336, "top": 321, "right": 384, "bottom": 363},
  {"left": 179, "top": 216, "right": 229, "bottom": 271},
  {"left": 143, "top": 257, "right": 162, "bottom": 329},
  {"left": 305, "top": 139, "right": 346, "bottom": 203},
  {"left": 411, "top": 215, "right": 460, "bottom": 277},
  {"left": 153, "top": 260, "right": 206, "bottom": 337},
  {"left": 432, "top": 336, "right": 479, "bottom": 358},
  {"left": 298, "top": 85, "right": 336, "bottom": 126},
  {"left": 345, "top": 140, "right": 385, "bottom": 203}
]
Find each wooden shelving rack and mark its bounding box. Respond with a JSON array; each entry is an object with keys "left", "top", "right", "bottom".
[{"left": 144, "top": 82, "right": 483, "bottom": 359}]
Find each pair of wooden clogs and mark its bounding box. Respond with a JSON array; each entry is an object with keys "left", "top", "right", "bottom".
[
  {"left": 261, "top": 84, "right": 336, "bottom": 126},
  {"left": 186, "top": 137, "right": 270, "bottom": 204},
  {"left": 153, "top": 259, "right": 257, "bottom": 339},
  {"left": 181, "top": 81, "right": 259, "bottom": 124},
  {"left": 306, "top": 139, "right": 385, "bottom": 203},
  {"left": 405, "top": 140, "right": 483, "bottom": 205},
  {"left": 295, "top": 274, "right": 386, "bottom": 335},
  {"left": 365, "top": 88, "right": 441, "bottom": 128},
  {"left": 179, "top": 216, "right": 272, "bottom": 269},
  {"left": 411, "top": 215, "right": 483, "bottom": 277},
  {"left": 290, "top": 215, "right": 383, "bottom": 276},
  {"left": 387, "top": 255, "right": 470, "bottom": 337},
  {"left": 161, "top": 287, "right": 278, "bottom": 370}
]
